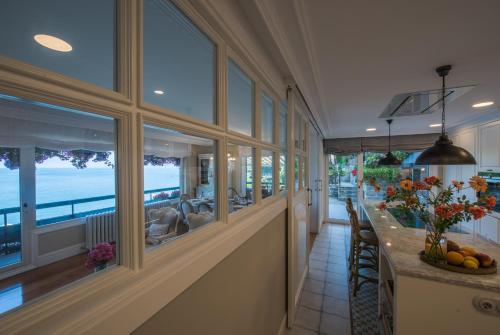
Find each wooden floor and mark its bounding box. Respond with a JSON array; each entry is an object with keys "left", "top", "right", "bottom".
[{"left": 0, "top": 253, "right": 92, "bottom": 313}]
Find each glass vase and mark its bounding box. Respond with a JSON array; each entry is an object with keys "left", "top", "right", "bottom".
[
  {"left": 424, "top": 223, "right": 447, "bottom": 263},
  {"left": 94, "top": 263, "right": 108, "bottom": 273}
]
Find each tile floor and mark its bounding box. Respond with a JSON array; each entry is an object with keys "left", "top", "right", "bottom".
[{"left": 285, "top": 223, "right": 351, "bottom": 335}]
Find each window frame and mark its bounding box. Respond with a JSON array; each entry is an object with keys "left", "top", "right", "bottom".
[
  {"left": 138, "top": 0, "right": 226, "bottom": 132},
  {"left": 0, "top": 0, "right": 291, "bottom": 332}
]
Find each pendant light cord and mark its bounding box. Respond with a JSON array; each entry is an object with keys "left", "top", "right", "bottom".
[{"left": 441, "top": 74, "right": 446, "bottom": 135}]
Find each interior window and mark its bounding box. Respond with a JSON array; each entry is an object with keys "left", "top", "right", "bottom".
[
  {"left": 0, "top": 0, "right": 116, "bottom": 90},
  {"left": 0, "top": 93, "right": 118, "bottom": 315},
  {"left": 227, "top": 143, "right": 254, "bottom": 213},
  {"left": 261, "top": 150, "right": 274, "bottom": 199},
  {"left": 227, "top": 60, "right": 254, "bottom": 137},
  {"left": 143, "top": 0, "right": 216, "bottom": 124},
  {"left": 261, "top": 92, "right": 274, "bottom": 143},
  {"left": 143, "top": 125, "right": 216, "bottom": 250}
]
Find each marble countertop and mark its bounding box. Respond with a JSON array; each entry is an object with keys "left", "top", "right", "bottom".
[{"left": 361, "top": 200, "right": 500, "bottom": 292}]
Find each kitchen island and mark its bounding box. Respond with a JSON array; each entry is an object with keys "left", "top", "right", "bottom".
[{"left": 361, "top": 201, "right": 500, "bottom": 335}]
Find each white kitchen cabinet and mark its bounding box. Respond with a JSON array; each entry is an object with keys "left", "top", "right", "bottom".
[
  {"left": 479, "top": 121, "right": 500, "bottom": 169},
  {"left": 480, "top": 214, "right": 500, "bottom": 243}
]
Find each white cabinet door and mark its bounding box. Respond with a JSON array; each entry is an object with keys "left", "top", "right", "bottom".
[{"left": 479, "top": 122, "right": 500, "bottom": 169}]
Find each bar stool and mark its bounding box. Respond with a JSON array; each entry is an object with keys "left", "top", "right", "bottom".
[
  {"left": 347, "top": 200, "right": 379, "bottom": 296},
  {"left": 346, "top": 198, "right": 373, "bottom": 271}
]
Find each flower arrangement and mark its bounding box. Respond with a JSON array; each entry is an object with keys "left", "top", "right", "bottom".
[
  {"left": 85, "top": 242, "right": 116, "bottom": 270},
  {"left": 376, "top": 175, "right": 496, "bottom": 263}
]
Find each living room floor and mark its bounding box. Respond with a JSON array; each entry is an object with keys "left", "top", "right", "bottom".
[{"left": 0, "top": 253, "right": 92, "bottom": 315}]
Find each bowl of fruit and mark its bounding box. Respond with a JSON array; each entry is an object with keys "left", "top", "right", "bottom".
[{"left": 419, "top": 240, "right": 497, "bottom": 275}]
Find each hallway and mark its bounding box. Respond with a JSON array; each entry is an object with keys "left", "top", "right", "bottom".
[{"left": 286, "top": 223, "right": 351, "bottom": 335}]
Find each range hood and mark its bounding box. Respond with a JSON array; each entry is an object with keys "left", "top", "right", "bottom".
[{"left": 379, "top": 85, "right": 475, "bottom": 118}]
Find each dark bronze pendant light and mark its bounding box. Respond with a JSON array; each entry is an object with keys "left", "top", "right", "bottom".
[
  {"left": 377, "top": 119, "right": 401, "bottom": 166},
  {"left": 415, "top": 65, "right": 476, "bottom": 165}
]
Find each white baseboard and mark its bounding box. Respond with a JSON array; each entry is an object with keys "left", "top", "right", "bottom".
[{"left": 35, "top": 243, "right": 86, "bottom": 267}]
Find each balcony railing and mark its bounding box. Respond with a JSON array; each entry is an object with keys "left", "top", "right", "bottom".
[{"left": 0, "top": 186, "right": 180, "bottom": 255}]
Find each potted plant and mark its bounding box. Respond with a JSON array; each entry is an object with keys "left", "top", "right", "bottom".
[{"left": 376, "top": 176, "right": 496, "bottom": 263}]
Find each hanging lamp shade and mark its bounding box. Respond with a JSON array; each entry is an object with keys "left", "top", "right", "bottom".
[
  {"left": 415, "top": 65, "right": 476, "bottom": 165},
  {"left": 377, "top": 119, "right": 401, "bottom": 166}
]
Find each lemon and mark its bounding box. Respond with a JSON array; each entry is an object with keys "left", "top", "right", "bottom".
[
  {"left": 464, "top": 256, "right": 479, "bottom": 267},
  {"left": 463, "top": 260, "right": 479, "bottom": 270}
]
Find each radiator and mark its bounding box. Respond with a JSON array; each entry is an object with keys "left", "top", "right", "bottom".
[{"left": 85, "top": 212, "right": 117, "bottom": 250}]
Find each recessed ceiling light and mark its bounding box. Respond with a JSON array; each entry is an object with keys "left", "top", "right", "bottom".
[
  {"left": 386, "top": 242, "right": 392, "bottom": 247},
  {"left": 366, "top": 128, "right": 376, "bottom": 132},
  {"left": 429, "top": 123, "right": 441, "bottom": 128},
  {"left": 34, "top": 34, "right": 72, "bottom": 52},
  {"left": 472, "top": 101, "right": 494, "bottom": 108},
  {"left": 154, "top": 90, "right": 164, "bottom": 95}
]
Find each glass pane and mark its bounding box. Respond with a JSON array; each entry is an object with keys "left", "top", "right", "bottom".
[
  {"left": 279, "top": 151, "right": 287, "bottom": 194},
  {"left": 327, "top": 154, "right": 358, "bottom": 221},
  {"left": 0, "top": 0, "right": 115, "bottom": 90},
  {"left": 143, "top": 125, "right": 216, "bottom": 250},
  {"left": 228, "top": 143, "right": 254, "bottom": 213},
  {"left": 363, "top": 151, "right": 428, "bottom": 200},
  {"left": 261, "top": 150, "right": 274, "bottom": 199},
  {"left": 301, "top": 158, "right": 306, "bottom": 189},
  {"left": 261, "top": 93, "right": 274, "bottom": 143},
  {"left": 279, "top": 101, "right": 287, "bottom": 149},
  {"left": 294, "top": 112, "right": 301, "bottom": 149},
  {"left": 295, "top": 155, "right": 300, "bottom": 192},
  {"left": 228, "top": 60, "right": 254, "bottom": 137},
  {"left": 0, "top": 93, "right": 118, "bottom": 316},
  {"left": 143, "top": 0, "right": 216, "bottom": 124},
  {"left": 0, "top": 148, "right": 21, "bottom": 269}
]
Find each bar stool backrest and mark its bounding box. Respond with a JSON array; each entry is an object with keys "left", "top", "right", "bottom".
[{"left": 346, "top": 198, "right": 361, "bottom": 239}]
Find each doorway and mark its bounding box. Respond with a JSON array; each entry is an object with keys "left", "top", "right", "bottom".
[{"left": 327, "top": 153, "right": 359, "bottom": 222}]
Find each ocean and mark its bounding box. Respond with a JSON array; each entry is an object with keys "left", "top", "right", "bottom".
[{"left": 0, "top": 167, "right": 180, "bottom": 225}]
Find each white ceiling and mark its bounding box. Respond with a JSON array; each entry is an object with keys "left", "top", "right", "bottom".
[{"left": 246, "top": 0, "right": 500, "bottom": 138}]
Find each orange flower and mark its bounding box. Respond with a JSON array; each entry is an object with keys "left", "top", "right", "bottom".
[
  {"left": 469, "top": 176, "right": 488, "bottom": 193},
  {"left": 424, "top": 176, "right": 440, "bottom": 186},
  {"left": 484, "top": 195, "right": 497, "bottom": 210},
  {"left": 386, "top": 186, "right": 395, "bottom": 197},
  {"left": 400, "top": 179, "right": 413, "bottom": 191},
  {"left": 377, "top": 202, "right": 387, "bottom": 211},
  {"left": 450, "top": 203, "right": 465, "bottom": 214},
  {"left": 435, "top": 205, "right": 453, "bottom": 219},
  {"left": 468, "top": 205, "right": 487, "bottom": 220},
  {"left": 414, "top": 181, "right": 430, "bottom": 191},
  {"left": 452, "top": 180, "right": 464, "bottom": 190}
]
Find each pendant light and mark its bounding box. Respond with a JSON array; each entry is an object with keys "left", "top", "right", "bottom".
[
  {"left": 377, "top": 119, "right": 401, "bottom": 166},
  {"left": 415, "top": 65, "right": 476, "bottom": 165}
]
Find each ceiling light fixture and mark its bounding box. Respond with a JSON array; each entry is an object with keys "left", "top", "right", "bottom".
[
  {"left": 34, "top": 34, "right": 72, "bottom": 52},
  {"left": 416, "top": 65, "right": 476, "bottom": 165},
  {"left": 377, "top": 119, "right": 401, "bottom": 166},
  {"left": 429, "top": 123, "right": 442, "bottom": 128},
  {"left": 472, "top": 101, "right": 494, "bottom": 108},
  {"left": 154, "top": 90, "right": 164, "bottom": 95},
  {"left": 366, "top": 128, "right": 376, "bottom": 132}
]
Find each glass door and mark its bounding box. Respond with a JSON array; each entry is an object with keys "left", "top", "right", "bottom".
[
  {"left": 327, "top": 153, "right": 359, "bottom": 222},
  {"left": 0, "top": 147, "right": 22, "bottom": 270}
]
